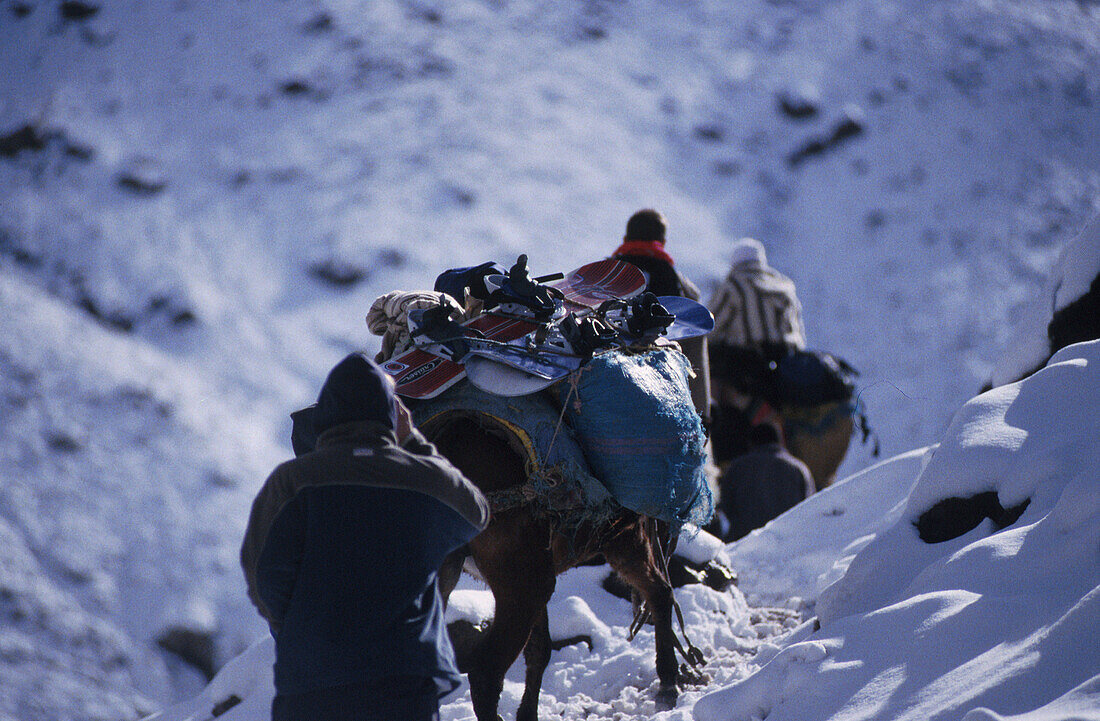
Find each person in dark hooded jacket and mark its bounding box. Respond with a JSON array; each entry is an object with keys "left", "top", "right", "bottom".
[{"left": 241, "top": 353, "right": 490, "bottom": 721}]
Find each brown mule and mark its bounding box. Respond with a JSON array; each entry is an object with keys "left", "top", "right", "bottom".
[{"left": 427, "top": 417, "right": 700, "bottom": 721}]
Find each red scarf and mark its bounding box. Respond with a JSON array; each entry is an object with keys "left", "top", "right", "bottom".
[{"left": 613, "top": 240, "right": 675, "bottom": 266}]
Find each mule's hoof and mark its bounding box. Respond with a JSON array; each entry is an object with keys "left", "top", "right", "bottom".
[{"left": 656, "top": 684, "right": 679, "bottom": 710}]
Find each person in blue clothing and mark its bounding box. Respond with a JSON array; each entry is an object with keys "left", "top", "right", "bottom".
[{"left": 241, "top": 353, "right": 490, "bottom": 721}]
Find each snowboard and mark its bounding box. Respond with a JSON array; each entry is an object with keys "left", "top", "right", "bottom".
[
  {"left": 383, "top": 258, "right": 648, "bottom": 398},
  {"left": 464, "top": 295, "right": 715, "bottom": 396},
  {"left": 555, "top": 258, "right": 648, "bottom": 312},
  {"left": 464, "top": 355, "right": 571, "bottom": 397},
  {"left": 381, "top": 312, "right": 538, "bottom": 399},
  {"left": 647, "top": 295, "right": 715, "bottom": 341}
]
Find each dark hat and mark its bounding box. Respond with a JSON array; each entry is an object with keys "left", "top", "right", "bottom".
[
  {"left": 749, "top": 422, "right": 781, "bottom": 447},
  {"left": 312, "top": 353, "right": 398, "bottom": 436},
  {"left": 624, "top": 208, "right": 667, "bottom": 243}
]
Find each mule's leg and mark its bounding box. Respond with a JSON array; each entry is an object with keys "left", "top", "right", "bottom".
[
  {"left": 516, "top": 606, "right": 551, "bottom": 721},
  {"left": 438, "top": 546, "right": 467, "bottom": 607},
  {"left": 602, "top": 520, "right": 682, "bottom": 705},
  {"left": 467, "top": 518, "right": 556, "bottom": 721}
]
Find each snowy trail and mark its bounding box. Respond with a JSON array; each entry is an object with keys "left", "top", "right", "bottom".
[{"left": 439, "top": 574, "right": 806, "bottom": 721}]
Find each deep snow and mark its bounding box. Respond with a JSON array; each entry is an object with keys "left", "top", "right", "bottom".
[{"left": 1, "top": 0, "right": 1099, "bottom": 719}]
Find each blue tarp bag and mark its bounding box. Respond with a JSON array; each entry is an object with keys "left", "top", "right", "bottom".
[{"left": 559, "top": 348, "right": 712, "bottom": 528}]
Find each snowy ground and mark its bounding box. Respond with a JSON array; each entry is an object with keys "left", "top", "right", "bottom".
[{"left": 1, "top": 0, "right": 1099, "bottom": 719}]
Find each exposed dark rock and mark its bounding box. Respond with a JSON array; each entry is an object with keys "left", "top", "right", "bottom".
[
  {"left": 64, "top": 143, "right": 94, "bottom": 161},
  {"left": 78, "top": 294, "right": 135, "bottom": 332},
  {"left": 441, "top": 183, "right": 476, "bottom": 207},
  {"left": 212, "top": 695, "right": 242, "bottom": 717},
  {"left": 416, "top": 8, "right": 443, "bottom": 24},
  {"left": 280, "top": 79, "right": 313, "bottom": 96},
  {"left": 157, "top": 625, "right": 217, "bottom": 681},
  {"left": 206, "top": 471, "right": 237, "bottom": 489},
  {"left": 0, "top": 123, "right": 94, "bottom": 162},
  {"left": 915, "top": 491, "right": 1031, "bottom": 543},
  {"left": 1048, "top": 271, "right": 1100, "bottom": 355},
  {"left": 0, "top": 230, "right": 42, "bottom": 268},
  {"left": 693, "top": 123, "right": 725, "bottom": 143},
  {"left": 1063, "top": 73, "right": 1093, "bottom": 107},
  {"left": 114, "top": 386, "right": 174, "bottom": 418},
  {"left": 302, "top": 12, "right": 333, "bottom": 34},
  {"left": 0, "top": 124, "right": 46, "bottom": 157},
  {"left": 47, "top": 432, "right": 82, "bottom": 453},
  {"left": 59, "top": 1, "right": 99, "bottom": 21},
  {"left": 944, "top": 61, "right": 987, "bottom": 94},
  {"left": 117, "top": 172, "right": 167, "bottom": 196},
  {"left": 171, "top": 309, "right": 197, "bottom": 326},
  {"left": 418, "top": 56, "right": 453, "bottom": 79},
  {"left": 79, "top": 25, "right": 113, "bottom": 46},
  {"left": 309, "top": 259, "right": 368, "bottom": 288},
  {"left": 11, "top": 3, "right": 32, "bottom": 18},
  {"left": 267, "top": 167, "right": 301, "bottom": 184},
  {"left": 987, "top": 269, "right": 1100, "bottom": 390},
  {"left": 788, "top": 109, "right": 866, "bottom": 167},
  {"left": 701, "top": 559, "right": 737, "bottom": 591},
  {"left": 712, "top": 159, "right": 743, "bottom": 177},
  {"left": 147, "top": 294, "right": 199, "bottom": 327},
  {"left": 865, "top": 209, "right": 887, "bottom": 230},
  {"left": 777, "top": 87, "right": 819, "bottom": 120}
]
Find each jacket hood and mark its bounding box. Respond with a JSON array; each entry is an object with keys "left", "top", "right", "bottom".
[
  {"left": 312, "top": 353, "right": 399, "bottom": 436},
  {"left": 730, "top": 237, "right": 767, "bottom": 267}
]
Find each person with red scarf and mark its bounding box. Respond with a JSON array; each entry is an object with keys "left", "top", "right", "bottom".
[
  {"left": 611, "top": 208, "right": 711, "bottom": 427},
  {"left": 612, "top": 208, "right": 702, "bottom": 300}
]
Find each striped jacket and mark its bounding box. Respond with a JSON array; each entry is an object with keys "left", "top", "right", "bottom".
[{"left": 708, "top": 261, "right": 806, "bottom": 352}]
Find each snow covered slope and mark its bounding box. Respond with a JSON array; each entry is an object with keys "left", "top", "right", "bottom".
[{"left": 1, "top": 0, "right": 1099, "bottom": 719}]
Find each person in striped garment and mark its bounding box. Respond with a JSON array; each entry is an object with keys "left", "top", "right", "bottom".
[
  {"left": 708, "top": 237, "right": 806, "bottom": 356},
  {"left": 706, "top": 238, "right": 807, "bottom": 469}
]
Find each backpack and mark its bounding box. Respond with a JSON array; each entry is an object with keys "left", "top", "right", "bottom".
[{"left": 774, "top": 349, "right": 859, "bottom": 408}]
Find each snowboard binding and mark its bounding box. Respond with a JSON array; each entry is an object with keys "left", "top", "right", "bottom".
[
  {"left": 479, "top": 254, "right": 565, "bottom": 322},
  {"left": 559, "top": 312, "right": 618, "bottom": 360},
  {"left": 408, "top": 302, "right": 481, "bottom": 361},
  {"left": 597, "top": 292, "right": 676, "bottom": 343}
]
